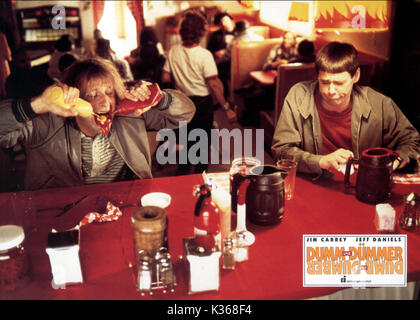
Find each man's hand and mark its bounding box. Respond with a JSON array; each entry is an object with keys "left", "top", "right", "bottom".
[
  {"left": 31, "top": 84, "right": 80, "bottom": 118},
  {"left": 319, "top": 148, "right": 354, "bottom": 172},
  {"left": 393, "top": 156, "right": 406, "bottom": 171},
  {"left": 225, "top": 109, "right": 237, "bottom": 123},
  {"left": 124, "top": 81, "right": 159, "bottom": 117},
  {"left": 125, "top": 81, "right": 151, "bottom": 102}
]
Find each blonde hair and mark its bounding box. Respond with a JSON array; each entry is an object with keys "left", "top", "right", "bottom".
[{"left": 63, "top": 57, "right": 125, "bottom": 102}]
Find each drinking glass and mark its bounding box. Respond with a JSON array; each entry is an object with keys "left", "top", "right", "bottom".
[
  {"left": 10, "top": 191, "right": 37, "bottom": 234},
  {"left": 276, "top": 159, "right": 297, "bottom": 200}
]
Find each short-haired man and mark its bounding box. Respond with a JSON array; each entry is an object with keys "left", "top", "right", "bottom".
[
  {"left": 162, "top": 10, "right": 235, "bottom": 174},
  {"left": 272, "top": 41, "right": 420, "bottom": 176}
]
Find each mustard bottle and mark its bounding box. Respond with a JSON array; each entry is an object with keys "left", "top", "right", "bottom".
[{"left": 47, "top": 86, "right": 93, "bottom": 118}]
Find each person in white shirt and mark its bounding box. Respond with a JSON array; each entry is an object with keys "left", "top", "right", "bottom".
[{"left": 162, "top": 10, "right": 236, "bottom": 175}]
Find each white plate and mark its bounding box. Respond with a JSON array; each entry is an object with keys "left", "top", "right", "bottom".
[{"left": 141, "top": 192, "right": 171, "bottom": 208}]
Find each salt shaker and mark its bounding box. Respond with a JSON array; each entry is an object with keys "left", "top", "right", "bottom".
[
  {"left": 234, "top": 231, "right": 249, "bottom": 262},
  {"left": 399, "top": 192, "right": 419, "bottom": 232},
  {"left": 156, "top": 248, "right": 176, "bottom": 292},
  {"left": 137, "top": 250, "right": 152, "bottom": 295},
  {"left": 222, "top": 238, "right": 236, "bottom": 270}
]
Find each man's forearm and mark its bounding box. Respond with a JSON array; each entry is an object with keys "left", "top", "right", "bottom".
[{"left": 206, "top": 77, "right": 226, "bottom": 107}]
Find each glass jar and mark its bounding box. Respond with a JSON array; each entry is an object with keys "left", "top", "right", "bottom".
[
  {"left": 0, "top": 225, "right": 31, "bottom": 292},
  {"left": 399, "top": 192, "right": 419, "bottom": 232}
]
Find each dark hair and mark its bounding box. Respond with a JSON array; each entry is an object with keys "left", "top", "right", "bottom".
[
  {"left": 95, "top": 38, "right": 112, "bottom": 60},
  {"left": 55, "top": 35, "right": 74, "bottom": 52},
  {"left": 235, "top": 20, "right": 249, "bottom": 34},
  {"left": 297, "top": 40, "right": 315, "bottom": 62},
  {"left": 59, "top": 54, "right": 77, "bottom": 73},
  {"left": 214, "top": 12, "right": 233, "bottom": 26},
  {"left": 140, "top": 26, "right": 159, "bottom": 46},
  {"left": 94, "top": 28, "right": 103, "bottom": 40},
  {"left": 179, "top": 11, "right": 207, "bottom": 46},
  {"left": 315, "top": 42, "right": 359, "bottom": 76}
]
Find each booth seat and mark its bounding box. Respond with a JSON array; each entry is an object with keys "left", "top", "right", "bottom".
[
  {"left": 229, "top": 38, "right": 283, "bottom": 103},
  {"left": 259, "top": 63, "right": 317, "bottom": 151}
]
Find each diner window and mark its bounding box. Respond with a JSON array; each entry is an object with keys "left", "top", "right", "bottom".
[{"left": 97, "top": 0, "right": 137, "bottom": 58}]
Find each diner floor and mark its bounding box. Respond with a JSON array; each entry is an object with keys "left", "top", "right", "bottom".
[{"left": 151, "top": 106, "right": 275, "bottom": 178}]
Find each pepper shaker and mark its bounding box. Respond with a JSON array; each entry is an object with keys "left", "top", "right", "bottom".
[
  {"left": 399, "top": 192, "right": 419, "bottom": 232},
  {"left": 137, "top": 250, "right": 152, "bottom": 295},
  {"left": 158, "top": 252, "right": 176, "bottom": 292},
  {"left": 222, "top": 238, "right": 236, "bottom": 270},
  {"left": 234, "top": 231, "right": 249, "bottom": 262}
]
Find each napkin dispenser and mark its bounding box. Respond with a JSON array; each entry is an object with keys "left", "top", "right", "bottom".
[
  {"left": 46, "top": 229, "right": 83, "bottom": 288},
  {"left": 184, "top": 236, "right": 221, "bottom": 294}
]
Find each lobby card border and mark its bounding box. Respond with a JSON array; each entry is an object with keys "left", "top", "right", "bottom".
[{"left": 302, "top": 234, "right": 407, "bottom": 288}]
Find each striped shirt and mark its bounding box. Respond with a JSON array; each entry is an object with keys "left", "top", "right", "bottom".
[{"left": 81, "top": 133, "right": 128, "bottom": 184}]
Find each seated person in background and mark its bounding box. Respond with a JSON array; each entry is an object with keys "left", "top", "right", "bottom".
[
  {"left": 234, "top": 20, "right": 264, "bottom": 42},
  {"left": 207, "top": 11, "right": 236, "bottom": 62},
  {"left": 162, "top": 10, "right": 236, "bottom": 175},
  {"left": 272, "top": 41, "right": 420, "bottom": 177},
  {"left": 128, "top": 26, "right": 166, "bottom": 85},
  {"left": 96, "top": 38, "right": 134, "bottom": 82},
  {"left": 289, "top": 39, "right": 316, "bottom": 64},
  {"left": 48, "top": 35, "right": 78, "bottom": 81},
  {"left": 262, "top": 31, "right": 299, "bottom": 71},
  {"left": 58, "top": 53, "right": 78, "bottom": 75},
  {"left": 89, "top": 28, "right": 104, "bottom": 57},
  {"left": 207, "top": 11, "right": 236, "bottom": 96},
  {"left": 0, "top": 57, "right": 195, "bottom": 190}
]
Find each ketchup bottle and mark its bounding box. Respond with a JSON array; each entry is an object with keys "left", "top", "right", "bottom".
[
  {"left": 193, "top": 184, "right": 221, "bottom": 248},
  {"left": 116, "top": 83, "right": 163, "bottom": 115}
]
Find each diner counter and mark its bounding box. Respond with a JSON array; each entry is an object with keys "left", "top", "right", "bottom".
[{"left": 0, "top": 172, "right": 419, "bottom": 300}]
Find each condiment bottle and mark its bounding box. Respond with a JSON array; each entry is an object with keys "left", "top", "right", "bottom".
[
  {"left": 116, "top": 83, "right": 163, "bottom": 115},
  {"left": 222, "top": 238, "right": 236, "bottom": 270},
  {"left": 0, "top": 225, "right": 31, "bottom": 291},
  {"left": 157, "top": 252, "right": 176, "bottom": 293},
  {"left": 47, "top": 86, "right": 94, "bottom": 117},
  {"left": 137, "top": 250, "right": 152, "bottom": 295},
  {"left": 193, "top": 184, "right": 221, "bottom": 247},
  {"left": 234, "top": 231, "right": 249, "bottom": 262},
  {"left": 399, "top": 192, "right": 419, "bottom": 232}
]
